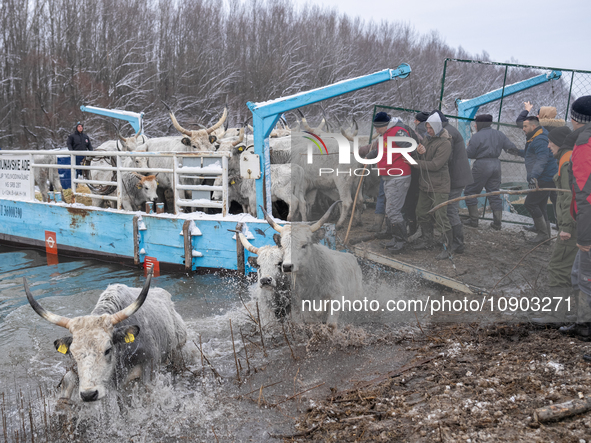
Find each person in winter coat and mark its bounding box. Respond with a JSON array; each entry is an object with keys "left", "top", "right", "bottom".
[
  {"left": 558, "top": 96, "right": 591, "bottom": 350},
  {"left": 507, "top": 116, "right": 558, "bottom": 243},
  {"left": 411, "top": 112, "right": 453, "bottom": 260},
  {"left": 400, "top": 111, "right": 429, "bottom": 237},
  {"left": 361, "top": 112, "right": 413, "bottom": 252},
  {"left": 430, "top": 110, "right": 473, "bottom": 254},
  {"left": 67, "top": 122, "right": 93, "bottom": 179},
  {"left": 531, "top": 126, "right": 576, "bottom": 326},
  {"left": 463, "top": 114, "right": 518, "bottom": 230}
]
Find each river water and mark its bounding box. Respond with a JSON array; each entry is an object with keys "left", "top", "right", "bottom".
[{"left": 0, "top": 244, "right": 295, "bottom": 442}]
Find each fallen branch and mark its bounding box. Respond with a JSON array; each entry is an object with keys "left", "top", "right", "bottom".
[
  {"left": 337, "top": 355, "right": 440, "bottom": 397},
  {"left": 427, "top": 188, "right": 570, "bottom": 214},
  {"left": 241, "top": 380, "right": 283, "bottom": 398},
  {"left": 268, "top": 423, "right": 321, "bottom": 439},
  {"left": 272, "top": 382, "right": 326, "bottom": 407},
  {"left": 534, "top": 393, "right": 591, "bottom": 423}
]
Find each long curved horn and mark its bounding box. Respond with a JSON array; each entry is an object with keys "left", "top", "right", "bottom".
[
  {"left": 260, "top": 205, "right": 284, "bottom": 233},
  {"left": 341, "top": 127, "right": 353, "bottom": 142},
  {"left": 231, "top": 127, "right": 245, "bottom": 146},
  {"left": 352, "top": 118, "right": 359, "bottom": 137},
  {"left": 310, "top": 200, "right": 342, "bottom": 232},
  {"left": 169, "top": 111, "right": 193, "bottom": 137},
  {"left": 23, "top": 278, "right": 71, "bottom": 329},
  {"left": 110, "top": 267, "right": 153, "bottom": 325},
  {"left": 316, "top": 118, "right": 326, "bottom": 133},
  {"left": 206, "top": 108, "right": 228, "bottom": 134},
  {"left": 297, "top": 109, "right": 314, "bottom": 132},
  {"left": 161, "top": 100, "right": 192, "bottom": 136},
  {"left": 238, "top": 233, "right": 259, "bottom": 255}
]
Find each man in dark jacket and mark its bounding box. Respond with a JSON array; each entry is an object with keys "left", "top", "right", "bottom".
[
  {"left": 430, "top": 110, "right": 473, "bottom": 253},
  {"left": 507, "top": 116, "right": 558, "bottom": 243},
  {"left": 559, "top": 96, "right": 591, "bottom": 349},
  {"left": 463, "top": 114, "right": 517, "bottom": 230},
  {"left": 67, "top": 122, "right": 93, "bottom": 178}
]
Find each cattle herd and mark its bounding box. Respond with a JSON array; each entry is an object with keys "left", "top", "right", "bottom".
[
  {"left": 33, "top": 107, "right": 377, "bottom": 226},
  {"left": 24, "top": 200, "right": 366, "bottom": 403},
  {"left": 25, "top": 108, "right": 375, "bottom": 403}
]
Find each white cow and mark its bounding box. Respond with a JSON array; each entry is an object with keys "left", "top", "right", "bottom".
[
  {"left": 262, "top": 202, "right": 363, "bottom": 325},
  {"left": 144, "top": 107, "right": 227, "bottom": 211},
  {"left": 238, "top": 234, "right": 291, "bottom": 320},
  {"left": 33, "top": 153, "right": 63, "bottom": 202},
  {"left": 24, "top": 270, "right": 189, "bottom": 402}
]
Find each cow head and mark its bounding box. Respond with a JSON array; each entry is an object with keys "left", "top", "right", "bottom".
[
  {"left": 162, "top": 102, "right": 227, "bottom": 152},
  {"left": 239, "top": 234, "right": 291, "bottom": 319},
  {"left": 24, "top": 270, "right": 153, "bottom": 402},
  {"left": 136, "top": 174, "right": 159, "bottom": 202},
  {"left": 239, "top": 234, "right": 284, "bottom": 289},
  {"left": 117, "top": 125, "right": 148, "bottom": 152},
  {"left": 261, "top": 201, "right": 341, "bottom": 273}
]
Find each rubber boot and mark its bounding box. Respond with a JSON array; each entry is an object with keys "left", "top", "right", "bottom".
[
  {"left": 462, "top": 205, "right": 479, "bottom": 227},
  {"left": 527, "top": 216, "right": 550, "bottom": 244},
  {"left": 436, "top": 229, "right": 453, "bottom": 260},
  {"left": 384, "top": 222, "right": 408, "bottom": 252},
  {"left": 559, "top": 291, "right": 591, "bottom": 340},
  {"left": 490, "top": 210, "right": 502, "bottom": 231},
  {"left": 523, "top": 224, "right": 537, "bottom": 232},
  {"left": 375, "top": 219, "right": 393, "bottom": 239},
  {"left": 407, "top": 219, "right": 418, "bottom": 236},
  {"left": 367, "top": 213, "right": 385, "bottom": 232},
  {"left": 451, "top": 224, "right": 465, "bottom": 254},
  {"left": 411, "top": 223, "right": 435, "bottom": 250}
]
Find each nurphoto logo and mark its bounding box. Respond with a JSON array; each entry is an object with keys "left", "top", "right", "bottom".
[{"left": 296, "top": 131, "right": 418, "bottom": 177}]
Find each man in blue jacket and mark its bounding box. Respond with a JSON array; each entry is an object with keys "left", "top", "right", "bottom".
[{"left": 508, "top": 116, "right": 558, "bottom": 243}]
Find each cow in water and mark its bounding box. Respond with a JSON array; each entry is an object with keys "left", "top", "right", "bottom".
[
  {"left": 238, "top": 233, "right": 291, "bottom": 320},
  {"left": 24, "top": 268, "right": 189, "bottom": 402},
  {"left": 261, "top": 201, "right": 363, "bottom": 325}
]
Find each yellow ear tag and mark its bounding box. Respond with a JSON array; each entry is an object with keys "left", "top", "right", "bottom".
[
  {"left": 124, "top": 333, "right": 135, "bottom": 343},
  {"left": 136, "top": 184, "right": 142, "bottom": 189},
  {"left": 230, "top": 180, "right": 235, "bottom": 185},
  {"left": 58, "top": 344, "right": 68, "bottom": 354},
  {"left": 238, "top": 146, "right": 244, "bottom": 152}
]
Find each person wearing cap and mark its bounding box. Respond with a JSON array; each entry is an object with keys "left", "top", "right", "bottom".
[
  {"left": 532, "top": 126, "right": 577, "bottom": 326},
  {"left": 559, "top": 96, "right": 591, "bottom": 350},
  {"left": 362, "top": 112, "right": 414, "bottom": 252},
  {"left": 411, "top": 112, "right": 453, "bottom": 259},
  {"left": 67, "top": 122, "right": 93, "bottom": 179},
  {"left": 462, "top": 114, "right": 518, "bottom": 230},
  {"left": 507, "top": 115, "right": 558, "bottom": 243},
  {"left": 429, "top": 110, "right": 473, "bottom": 254},
  {"left": 414, "top": 111, "right": 430, "bottom": 142}
]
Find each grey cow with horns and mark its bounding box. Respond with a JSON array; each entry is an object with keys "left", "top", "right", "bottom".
[{"left": 24, "top": 267, "right": 189, "bottom": 402}]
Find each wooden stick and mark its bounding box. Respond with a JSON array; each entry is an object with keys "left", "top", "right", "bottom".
[
  {"left": 272, "top": 382, "right": 325, "bottom": 407},
  {"left": 193, "top": 340, "right": 221, "bottom": 380},
  {"left": 230, "top": 319, "right": 241, "bottom": 383},
  {"left": 242, "top": 381, "right": 283, "bottom": 397},
  {"left": 427, "top": 188, "right": 570, "bottom": 214},
  {"left": 268, "top": 424, "right": 321, "bottom": 439},
  {"left": 239, "top": 328, "right": 251, "bottom": 372},
  {"left": 344, "top": 165, "right": 367, "bottom": 245},
  {"left": 534, "top": 393, "right": 591, "bottom": 423},
  {"left": 282, "top": 321, "right": 296, "bottom": 360},
  {"left": 199, "top": 335, "right": 204, "bottom": 379},
  {"left": 256, "top": 302, "right": 267, "bottom": 357}
]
